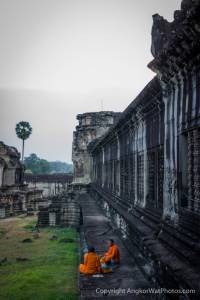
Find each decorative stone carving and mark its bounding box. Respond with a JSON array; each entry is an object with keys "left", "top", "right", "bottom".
[{"left": 151, "top": 14, "right": 171, "bottom": 57}]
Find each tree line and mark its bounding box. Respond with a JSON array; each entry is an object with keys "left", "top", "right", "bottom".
[{"left": 24, "top": 153, "right": 73, "bottom": 174}]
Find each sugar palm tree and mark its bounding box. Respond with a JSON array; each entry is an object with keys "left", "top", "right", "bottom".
[{"left": 15, "top": 121, "right": 32, "bottom": 163}]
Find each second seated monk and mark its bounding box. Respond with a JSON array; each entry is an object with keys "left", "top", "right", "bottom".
[
  {"left": 79, "top": 246, "right": 102, "bottom": 275},
  {"left": 103, "top": 239, "right": 120, "bottom": 268}
]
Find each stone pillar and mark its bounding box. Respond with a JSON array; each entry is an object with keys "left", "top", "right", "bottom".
[
  {"left": 22, "top": 196, "right": 26, "bottom": 212},
  {"left": 9, "top": 197, "right": 14, "bottom": 215},
  {"left": 112, "top": 159, "right": 115, "bottom": 192},
  {"left": 92, "top": 156, "right": 95, "bottom": 183},
  {"left": 191, "top": 68, "right": 197, "bottom": 119},
  {"left": 49, "top": 212, "right": 56, "bottom": 226},
  {"left": 134, "top": 125, "right": 138, "bottom": 205},
  {"left": 162, "top": 83, "right": 179, "bottom": 223},
  {"left": 143, "top": 120, "right": 148, "bottom": 208},
  {"left": 0, "top": 166, "right": 3, "bottom": 187},
  {"left": 116, "top": 134, "right": 120, "bottom": 196},
  {"left": 102, "top": 147, "right": 105, "bottom": 188}
]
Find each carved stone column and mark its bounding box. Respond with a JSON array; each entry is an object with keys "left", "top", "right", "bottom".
[
  {"left": 102, "top": 147, "right": 105, "bottom": 188},
  {"left": 162, "top": 83, "right": 179, "bottom": 223},
  {"left": 0, "top": 165, "right": 4, "bottom": 187},
  {"left": 134, "top": 124, "right": 139, "bottom": 205},
  {"left": 116, "top": 134, "right": 120, "bottom": 196},
  {"left": 143, "top": 120, "right": 148, "bottom": 208}
]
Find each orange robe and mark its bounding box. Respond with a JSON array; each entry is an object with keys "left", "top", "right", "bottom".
[
  {"left": 79, "top": 252, "right": 102, "bottom": 275},
  {"left": 104, "top": 244, "right": 120, "bottom": 264}
]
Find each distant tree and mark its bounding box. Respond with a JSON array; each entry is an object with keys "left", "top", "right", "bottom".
[
  {"left": 15, "top": 121, "right": 32, "bottom": 163},
  {"left": 24, "top": 153, "right": 40, "bottom": 174},
  {"left": 24, "top": 154, "right": 73, "bottom": 174},
  {"left": 39, "top": 159, "right": 51, "bottom": 174},
  {"left": 24, "top": 153, "right": 50, "bottom": 174}
]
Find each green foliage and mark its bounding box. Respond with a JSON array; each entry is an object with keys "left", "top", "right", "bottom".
[
  {"left": 23, "top": 219, "right": 37, "bottom": 231},
  {"left": 15, "top": 121, "right": 32, "bottom": 141},
  {"left": 24, "top": 153, "right": 73, "bottom": 174},
  {"left": 24, "top": 153, "right": 51, "bottom": 174}
]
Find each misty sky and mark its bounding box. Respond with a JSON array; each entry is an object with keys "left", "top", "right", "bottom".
[{"left": 0, "top": 0, "right": 182, "bottom": 162}]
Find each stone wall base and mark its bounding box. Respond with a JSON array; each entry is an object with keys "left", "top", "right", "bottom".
[{"left": 90, "top": 186, "right": 200, "bottom": 296}]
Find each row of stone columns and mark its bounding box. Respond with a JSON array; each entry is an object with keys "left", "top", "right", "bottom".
[
  {"left": 93, "top": 119, "right": 162, "bottom": 210},
  {"left": 162, "top": 68, "right": 200, "bottom": 221}
]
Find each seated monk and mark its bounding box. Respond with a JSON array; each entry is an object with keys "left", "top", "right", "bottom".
[
  {"left": 103, "top": 239, "right": 120, "bottom": 266},
  {"left": 79, "top": 246, "right": 102, "bottom": 275}
]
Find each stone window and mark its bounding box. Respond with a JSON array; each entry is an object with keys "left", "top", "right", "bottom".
[
  {"left": 180, "top": 128, "right": 200, "bottom": 213},
  {"left": 147, "top": 148, "right": 164, "bottom": 210},
  {"left": 147, "top": 151, "right": 156, "bottom": 205},
  {"left": 124, "top": 154, "right": 129, "bottom": 199}
]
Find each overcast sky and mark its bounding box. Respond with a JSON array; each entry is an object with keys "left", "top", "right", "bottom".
[{"left": 0, "top": 0, "right": 182, "bottom": 163}]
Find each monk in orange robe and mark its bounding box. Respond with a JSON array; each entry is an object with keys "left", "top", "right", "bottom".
[
  {"left": 79, "top": 246, "right": 102, "bottom": 275},
  {"left": 104, "top": 239, "right": 120, "bottom": 265}
]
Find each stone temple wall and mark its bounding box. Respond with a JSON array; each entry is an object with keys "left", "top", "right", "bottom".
[
  {"left": 88, "top": 0, "right": 200, "bottom": 294},
  {"left": 0, "top": 141, "right": 43, "bottom": 218},
  {"left": 38, "top": 191, "right": 81, "bottom": 228},
  {"left": 72, "top": 111, "right": 121, "bottom": 185},
  {"left": 24, "top": 173, "right": 73, "bottom": 197}
]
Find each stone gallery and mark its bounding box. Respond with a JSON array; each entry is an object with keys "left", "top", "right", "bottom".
[{"left": 72, "top": 0, "right": 200, "bottom": 294}]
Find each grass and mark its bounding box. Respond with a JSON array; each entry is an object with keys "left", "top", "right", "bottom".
[
  {"left": 23, "top": 219, "right": 37, "bottom": 231},
  {"left": 0, "top": 228, "right": 5, "bottom": 238},
  {"left": 0, "top": 215, "right": 79, "bottom": 300}
]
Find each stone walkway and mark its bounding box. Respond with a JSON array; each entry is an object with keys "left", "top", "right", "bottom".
[{"left": 78, "top": 193, "right": 153, "bottom": 300}]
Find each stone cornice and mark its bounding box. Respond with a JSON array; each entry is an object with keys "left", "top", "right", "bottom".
[{"left": 148, "top": 1, "right": 200, "bottom": 83}]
